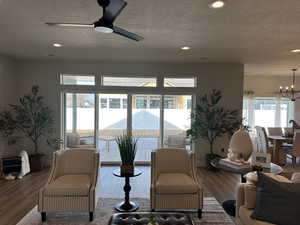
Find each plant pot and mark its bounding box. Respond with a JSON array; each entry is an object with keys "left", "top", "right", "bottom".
[
  {"left": 120, "top": 165, "right": 134, "bottom": 176},
  {"left": 29, "top": 154, "right": 46, "bottom": 172},
  {"left": 206, "top": 153, "right": 221, "bottom": 171}
]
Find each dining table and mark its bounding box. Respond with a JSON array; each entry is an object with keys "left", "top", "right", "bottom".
[{"left": 268, "top": 135, "right": 293, "bottom": 165}]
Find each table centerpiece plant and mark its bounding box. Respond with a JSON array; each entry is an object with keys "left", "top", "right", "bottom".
[
  {"left": 187, "top": 89, "right": 242, "bottom": 169},
  {"left": 116, "top": 134, "right": 138, "bottom": 176}
]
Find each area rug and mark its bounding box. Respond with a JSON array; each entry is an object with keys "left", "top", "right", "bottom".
[{"left": 17, "top": 197, "right": 234, "bottom": 225}]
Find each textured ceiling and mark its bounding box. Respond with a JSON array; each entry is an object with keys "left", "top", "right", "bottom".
[{"left": 1, "top": 0, "right": 300, "bottom": 76}]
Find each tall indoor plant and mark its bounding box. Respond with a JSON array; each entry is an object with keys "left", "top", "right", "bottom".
[
  {"left": 116, "top": 134, "right": 138, "bottom": 176},
  {"left": 187, "top": 89, "right": 242, "bottom": 168},
  {"left": 0, "top": 86, "right": 55, "bottom": 171}
]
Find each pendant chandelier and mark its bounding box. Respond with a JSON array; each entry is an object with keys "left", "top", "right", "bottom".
[{"left": 279, "top": 68, "right": 298, "bottom": 101}]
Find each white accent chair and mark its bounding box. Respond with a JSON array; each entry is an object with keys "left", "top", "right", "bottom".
[
  {"left": 151, "top": 148, "right": 203, "bottom": 218},
  {"left": 255, "top": 126, "right": 272, "bottom": 154},
  {"left": 38, "top": 149, "right": 100, "bottom": 222}
]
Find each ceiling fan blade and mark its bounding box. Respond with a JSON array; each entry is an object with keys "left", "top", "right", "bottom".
[
  {"left": 46, "top": 23, "right": 94, "bottom": 28},
  {"left": 103, "top": 0, "right": 127, "bottom": 23},
  {"left": 113, "top": 26, "right": 144, "bottom": 41}
]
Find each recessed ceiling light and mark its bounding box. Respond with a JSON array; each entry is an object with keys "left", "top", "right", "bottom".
[
  {"left": 181, "top": 46, "right": 191, "bottom": 50},
  {"left": 291, "top": 49, "right": 300, "bottom": 53},
  {"left": 53, "top": 43, "right": 62, "bottom": 47},
  {"left": 209, "top": 0, "right": 225, "bottom": 9}
]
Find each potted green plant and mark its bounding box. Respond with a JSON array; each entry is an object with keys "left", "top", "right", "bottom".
[
  {"left": 0, "top": 86, "right": 55, "bottom": 172},
  {"left": 187, "top": 89, "right": 242, "bottom": 169},
  {"left": 116, "top": 134, "right": 138, "bottom": 176}
]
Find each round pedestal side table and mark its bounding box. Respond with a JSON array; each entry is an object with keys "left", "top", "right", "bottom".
[{"left": 113, "top": 168, "right": 142, "bottom": 212}]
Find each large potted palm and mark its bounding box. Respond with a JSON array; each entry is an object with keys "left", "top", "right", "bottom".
[
  {"left": 116, "top": 134, "right": 138, "bottom": 176},
  {"left": 0, "top": 86, "right": 55, "bottom": 172},
  {"left": 187, "top": 89, "right": 242, "bottom": 169}
]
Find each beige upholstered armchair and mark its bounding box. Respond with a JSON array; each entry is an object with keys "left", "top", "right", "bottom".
[
  {"left": 38, "top": 149, "right": 100, "bottom": 222},
  {"left": 236, "top": 173, "right": 300, "bottom": 225},
  {"left": 151, "top": 148, "right": 203, "bottom": 218}
]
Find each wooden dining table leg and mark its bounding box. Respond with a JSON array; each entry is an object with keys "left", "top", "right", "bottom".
[
  {"left": 272, "top": 139, "right": 280, "bottom": 165},
  {"left": 273, "top": 139, "right": 286, "bottom": 165}
]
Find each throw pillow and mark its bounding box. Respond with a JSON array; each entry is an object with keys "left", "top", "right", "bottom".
[{"left": 251, "top": 172, "right": 300, "bottom": 225}]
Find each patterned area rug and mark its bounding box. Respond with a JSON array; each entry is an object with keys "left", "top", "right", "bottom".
[{"left": 17, "top": 197, "right": 234, "bottom": 225}]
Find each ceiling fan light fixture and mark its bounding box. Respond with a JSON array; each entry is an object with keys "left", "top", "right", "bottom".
[
  {"left": 209, "top": 0, "right": 225, "bottom": 9},
  {"left": 94, "top": 26, "right": 113, "bottom": 33},
  {"left": 94, "top": 19, "right": 113, "bottom": 33}
]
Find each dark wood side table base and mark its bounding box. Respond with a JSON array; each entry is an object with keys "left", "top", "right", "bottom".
[{"left": 114, "top": 201, "right": 139, "bottom": 212}]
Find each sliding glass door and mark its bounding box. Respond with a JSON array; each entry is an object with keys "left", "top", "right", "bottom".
[
  {"left": 98, "top": 94, "right": 127, "bottom": 162},
  {"left": 65, "top": 93, "right": 95, "bottom": 149},
  {"left": 64, "top": 93, "right": 193, "bottom": 163},
  {"left": 132, "top": 95, "right": 161, "bottom": 162},
  {"left": 163, "top": 95, "right": 192, "bottom": 149}
]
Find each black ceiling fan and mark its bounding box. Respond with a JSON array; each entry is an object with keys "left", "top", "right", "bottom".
[{"left": 46, "top": 0, "right": 144, "bottom": 41}]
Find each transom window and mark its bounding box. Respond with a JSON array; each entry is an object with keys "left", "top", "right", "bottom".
[
  {"left": 102, "top": 76, "right": 157, "bottom": 87},
  {"left": 164, "top": 77, "right": 196, "bottom": 88},
  {"left": 61, "top": 75, "right": 95, "bottom": 85}
]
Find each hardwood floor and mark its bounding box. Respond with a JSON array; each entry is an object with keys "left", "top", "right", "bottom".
[
  {"left": 0, "top": 166, "right": 240, "bottom": 225},
  {"left": 0, "top": 169, "right": 49, "bottom": 225}
]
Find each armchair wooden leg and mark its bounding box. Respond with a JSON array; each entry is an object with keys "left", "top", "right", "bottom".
[
  {"left": 198, "top": 209, "right": 202, "bottom": 219},
  {"left": 41, "top": 212, "right": 46, "bottom": 222},
  {"left": 89, "top": 212, "right": 94, "bottom": 221}
]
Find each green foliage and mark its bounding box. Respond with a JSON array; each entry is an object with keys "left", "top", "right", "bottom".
[
  {"left": 0, "top": 86, "right": 55, "bottom": 155},
  {"left": 116, "top": 134, "right": 138, "bottom": 165},
  {"left": 186, "top": 89, "right": 242, "bottom": 154}
]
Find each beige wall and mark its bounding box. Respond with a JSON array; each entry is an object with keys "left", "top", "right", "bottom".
[
  {"left": 13, "top": 60, "right": 244, "bottom": 166},
  {"left": 0, "top": 56, "right": 16, "bottom": 106},
  {"left": 0, "top": 55, "right": 17, "bottom": 157}
]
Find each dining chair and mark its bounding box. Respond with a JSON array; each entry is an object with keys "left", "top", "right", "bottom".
[
  {"left": 283, "top": 127, "right": 294, "bottom": 137},
  {"left": 255, "top": 126, "right": 272, "bottom": 154},
  {"left": 267, "top": 127, "right": 283, "bottom": 136},
  {"left": 286, "top": 132, "right": 300, "bottom": 165}
]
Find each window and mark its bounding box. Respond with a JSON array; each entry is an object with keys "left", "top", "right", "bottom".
[
  {"left": 109, "top": 98, "right": 121, "bottom": 109},
  {"left": 243, "top": 98, "right": 294, "bottom": 128},
  {"left": 164, "top": 96, "right": 176, "bottom": 109},
  {"left": 103, "top": 76, "right": 157, "bottom": 87},
  {"left": 100, "top": 98, "right": 107, "bottom": 108},
  {"left": 164, "top": 77, "right": 196, "bottom": 88},
  {"left": 122, "top": 99, "right": 127, "bottom": 109},
  {"left": 136, "top": 96, "right": 147, "bottom": 109},
  {"left": 254, "top": 99, "right": 276, "bottom": 127},
  {"left": 150, "top": 96, "right": 160, "bottom": 109},
  {"left": 61, "top": 75, "right": 95, "bottom": 85},
  {"left": 186, "top": 99, "right": 192, "bottom": 109}
]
